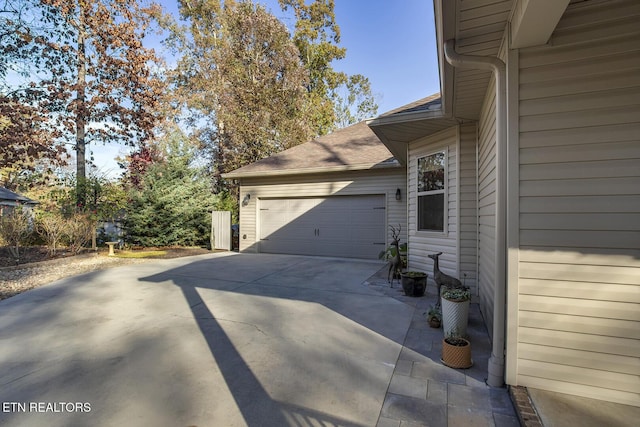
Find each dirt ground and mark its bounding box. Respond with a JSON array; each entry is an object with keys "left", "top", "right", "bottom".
[
  {"left": 0, "top": 245, "right": 211, "bottom": 268},
  {"left": 0, "top": 246, "right": 215, "bottom": 301}
]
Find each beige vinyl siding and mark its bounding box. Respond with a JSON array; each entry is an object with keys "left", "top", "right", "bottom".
[
  {"left": 458, "top": 123, "right": 478, "bottom": 294},
  {"left": 238, "top": 168, "right": 407, "bottom": 255},
  {"left": 407, "top": 126, "right": 458, "bottom": 284},
  {"left": 477, "top": 73, "right": 497, "bottom": 338},
  {"left": 516, "top": 0, "right": 640, "bottom": 407}
]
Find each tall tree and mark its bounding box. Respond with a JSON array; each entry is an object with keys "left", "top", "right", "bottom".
[
  {"left": 278, "top": 0, "right": 378, "bottom": 133},
  {"left": 174, "top": 0, "right": 313, "bottom": 187},
  {"left": 166, "top": 0, "right": 378, "bottom": 209},
  {"left": 1, "top": 1, "right": 68, "bottom": 188},
  {"left": 0, "top": 0, "right": 165, "bottom": 204},
  {"left": 0, "top": 96, "right": 67, "bottom": 189}
]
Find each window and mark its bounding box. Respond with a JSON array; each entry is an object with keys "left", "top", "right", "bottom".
[{"left": 417, "top": 151, "right": 446, "bottom": 232}]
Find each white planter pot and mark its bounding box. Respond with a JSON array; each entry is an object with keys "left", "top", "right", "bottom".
[{"left": 441, "top": 297, "right": 470, "bottom": 338}]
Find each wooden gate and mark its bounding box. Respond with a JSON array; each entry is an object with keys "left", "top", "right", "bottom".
[{"left": 211, "top": 211, "right": 231, "bottom": 250}]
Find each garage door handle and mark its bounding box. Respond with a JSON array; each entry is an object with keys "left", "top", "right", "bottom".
[{"left": 373, "top": 242, "right": 385, "bottom": 245}]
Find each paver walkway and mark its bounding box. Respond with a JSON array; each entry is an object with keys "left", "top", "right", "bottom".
[{"left": 364, "top": 268, "right": 520, "bottom": 427}]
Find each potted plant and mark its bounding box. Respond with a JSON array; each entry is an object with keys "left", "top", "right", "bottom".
[
  {"left": 441, "top": 333, "right": 472, "bottom": 369},
  {"left": 441, "top": 286, "right": 471, "bottom": 338},
  {"left": 426, "top": 305, "right": 441, "bottom": 328},
  {"left": 378, "top": 241, "right": 407, "bottom": 279},
  {"left": 400, "top": 271, "right": 427, "bottom": 297}
]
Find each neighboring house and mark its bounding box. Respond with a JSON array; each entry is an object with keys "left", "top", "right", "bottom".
[
  {"left": 0, "top": 187, "right": 38, "bottom": 217},
  {"left": 223, "top": 121, "right": 407, "bottom": 259},
  {"left": 367, "top": 0, "right": 639, "bottom": 407}
]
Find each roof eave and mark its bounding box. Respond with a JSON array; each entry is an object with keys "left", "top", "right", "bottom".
[
  {"left": 222, "top": 160, "right": 403, "bottom": 180},
  {"left": 434, "top": 0, "right": 456, "bottom": 118},
  {"left": 366, "top": 108, "right": 449, "bottom": 128}
]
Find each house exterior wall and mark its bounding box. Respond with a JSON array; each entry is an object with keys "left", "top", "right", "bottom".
[
  {"left": 458, "top": 123, "right": 478, "bottom": 295},
  {"left": 513, "top": 0, "right": 640, "bottom": 406},
  {"left": 237, "top": 168, "right": 407, "bottom": 255},
  {"left": 407, "top": 126, "right": 476, "bottom": 288},
  {"left": 477, "top": 73, "right": 498, "bottom": 338}
]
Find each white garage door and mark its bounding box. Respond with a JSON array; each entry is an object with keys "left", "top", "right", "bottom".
[{"left": 258, "top": 195, "right": 386, "bottom": 259}]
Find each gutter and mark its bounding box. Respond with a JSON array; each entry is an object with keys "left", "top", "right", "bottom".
[
  {"left": 365, "top": 107, "right": 447, "bottom": 127},
  {"left": 443, "top": 39, "right": 507, "bottom": 388}
]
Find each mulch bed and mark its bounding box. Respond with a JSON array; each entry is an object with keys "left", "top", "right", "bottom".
[
  {"left": 0, "top": 246, "right": 70, "bottom": 268},
  {"left": 0, "top": 245, "right": 217, "bottom": 301}
]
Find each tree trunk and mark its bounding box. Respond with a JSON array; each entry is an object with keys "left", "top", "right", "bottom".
[{"left": 76, "top": 23, "right": 87, "bottom": 206}]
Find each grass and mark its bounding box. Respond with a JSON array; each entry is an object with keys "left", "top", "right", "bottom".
[{"left": 113, "top": 250, "right": 167, "bottom": 259}]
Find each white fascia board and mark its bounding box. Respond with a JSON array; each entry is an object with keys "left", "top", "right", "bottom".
[
  {"left": 366, "top": 108, "right": 448, "bottom": 127},
  {"left": 222, "top": 161, "right": 402, "bottom": 179}
]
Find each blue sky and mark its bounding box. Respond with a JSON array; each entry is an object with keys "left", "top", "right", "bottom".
[
  {"left": 306, "top": 0, "right": 441, "bottom": 113},
  {"left": 93, "top": 0, "right": 441, "bottom": 176}
]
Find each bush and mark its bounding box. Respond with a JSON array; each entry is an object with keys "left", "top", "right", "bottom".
[
  {"left": 124, "top": 137, "right": 218, "bottom": 247},
  {"left": 0, "top": 206, "right": 33, "bottom": 262},
  {"left": 36, "top": 212, "right": 67, "bottom": 255},
  {"left": 65, "top": 213, "right": 93, "bottom": 254}
]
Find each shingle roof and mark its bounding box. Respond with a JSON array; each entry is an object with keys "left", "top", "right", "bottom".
[
  {"left": 0, "top": 187, "right": 37, "bottom": 205},
  {"left": 223, "top": 121, "right": 399, "bottom": 178},
  {"left": 377, "top": 93, "right": 442, "bottom": 118}
]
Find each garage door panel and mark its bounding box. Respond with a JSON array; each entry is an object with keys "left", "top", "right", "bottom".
[
  {"left": 259, "top": 198, "right": 318, "bottom": 240},
  {"left": 258, "top": 195, "right": 386, "bottom": 259}
]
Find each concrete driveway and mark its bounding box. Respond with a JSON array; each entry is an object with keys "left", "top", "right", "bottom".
[{"left": 0, "top": 253, "right": 414, "bottom": 427}]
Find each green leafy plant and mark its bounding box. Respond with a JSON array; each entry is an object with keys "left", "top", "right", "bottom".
[
  {"left": 444, "top": 327, "right": 467, "bottom": 341},
  {"left": 427, "top": 305, "right": 442, "bottom": 321},
  {"left": 378, "top": 242, "right": 407, "bottom": 263},
  {"left": 441, "top": 286, "right": 471, "bottom": 302},
  {"left": 124, "top": 135, "right": 218, "bottom": 247}
]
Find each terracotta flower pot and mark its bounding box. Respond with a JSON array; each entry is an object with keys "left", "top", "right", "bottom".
[
  {"left": 441, "top": 337, "right": 472, "bottom": 369},
  {"left": 428, "top": 316, "right": 441, "bottom": 328}
]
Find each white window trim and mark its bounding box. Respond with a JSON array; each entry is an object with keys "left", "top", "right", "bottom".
[{"left": 416, "top": 148, "right": 448, "bottom": 235}]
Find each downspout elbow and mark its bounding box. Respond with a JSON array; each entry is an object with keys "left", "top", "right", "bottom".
[
  {"left": 444, "top": 39, "right": 505, "bottom": 76},
  {"left": 443, "top": 39, "right": 507, "bottom": 388}
]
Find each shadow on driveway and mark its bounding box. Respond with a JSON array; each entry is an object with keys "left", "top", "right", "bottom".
[
  {"left": 0, "top": 253, "right": 414, "bottom": 427},
  {"left": 135, "top": 253, "right": 412, "bottom": 426}
]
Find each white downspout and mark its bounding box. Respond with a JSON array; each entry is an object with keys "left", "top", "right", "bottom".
[{"left": 443, "top": 39, "right": 507, "bottom": 388}]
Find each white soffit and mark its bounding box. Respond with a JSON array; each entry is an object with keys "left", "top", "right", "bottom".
[{"left": 510, "top": 0, "right": 570, "bottom": 48}]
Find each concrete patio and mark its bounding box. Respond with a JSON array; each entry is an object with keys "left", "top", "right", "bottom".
[{"left": 0, "top": 252, "right": 518, "bottom": 426}]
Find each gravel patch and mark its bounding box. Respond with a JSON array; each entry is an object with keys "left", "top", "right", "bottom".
[{"left": 0, "top": 254, "right": 152, "bottom": 301}]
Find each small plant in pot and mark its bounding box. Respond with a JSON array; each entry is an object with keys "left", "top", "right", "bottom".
[
  {"left": 426, "top": 305, "right": 441, "bottom": 328},
  {"left": 400, "top": 271, "right": 427, "bottom": 297},
  {"left": 441, "top": 331, "right": 473, "bottom": 369},
  {"left": 378, "top": 242, "right": 407, "bottom": 265},
  {"left": 441, "top": 286, "right": 471, "bottom": 338},
  {"left": 378, "top": 242, "right": 407, "bottom": 279},
  {"left": 441, "top": 286, "right": 471, "bottom": 302}
]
